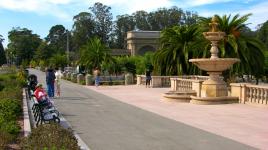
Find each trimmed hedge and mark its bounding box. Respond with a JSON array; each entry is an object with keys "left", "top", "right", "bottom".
[
  {"left": 0, "top": 69, "right": 25, "bottom": 149},
  {"left": 21, "top": 123, "right": 80, "bottom": 150}
]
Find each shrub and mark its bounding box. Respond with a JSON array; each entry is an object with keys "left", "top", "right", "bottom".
[
  {"left": 16, "top": 68, "right": 27, "bottom": 87},
  {"left": 0, "top": 73, "right": 25, "bottom": 90},
  {"left": 39, "top": 60, "right": 46, "bottom": 71},
  {"left": 0, "top": 131, "right": 13, "bottom": 149},
  {"left": 21, "top": 123, "right": 79, "bottom": 150},
  {"left": 29, "top": 60, "right": 37, "bottom": 68},
  {"left": 0, "top": 98, "right": 21, "bottom": 121},
  {"left": 0, "top": 120, "right": 20, "bottom": 135},
  {"left": 81, "top": 80, "right": 86, "bottom": 85},
  {"left": 0, "top": 88, "right": 22, "bottom": 100},
  {"left": 0, "top": 98, "right": 21, "bottom": 147}
]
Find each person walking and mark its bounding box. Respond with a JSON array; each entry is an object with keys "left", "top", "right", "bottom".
[
  {"left": 46, "top": 68, "right": 56, "bottom": 97},
  {"left": 55, "top": 67, "right": 63, "bottom": 97},
  {"left": 145, "top": 70, "right": 152, "bottom": 88},
  {"left": 94, "top": 67, "right": 100, "bottom": 87}
]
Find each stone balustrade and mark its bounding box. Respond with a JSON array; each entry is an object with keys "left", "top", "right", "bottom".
[
  {"left": 137, "top": 75, "right": 208, "bottom": 90},
  {"left": 170, "top": 78, "right": 205, "bottom": 97},
  {"left": 231, "top": 83, "right": 268, "bottom": 105},
  {"left": 136, "top": 75, "right": 177, "bottom": 87}
]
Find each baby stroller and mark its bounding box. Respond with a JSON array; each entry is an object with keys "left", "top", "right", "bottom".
[
  {"left": 28, "top": 74, "right": 38, "bottom": 95},
  {"left": 32, "top": 83, "right": 60, "bottom": 125}
]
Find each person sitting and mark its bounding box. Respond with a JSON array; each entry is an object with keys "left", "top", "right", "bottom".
[{"left": 34, "top": 83, "right": 50, "bottom": 105}]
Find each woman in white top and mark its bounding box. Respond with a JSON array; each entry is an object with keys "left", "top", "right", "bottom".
[{"left": 55, "top": 67, "right": 63, "bottom": 97}]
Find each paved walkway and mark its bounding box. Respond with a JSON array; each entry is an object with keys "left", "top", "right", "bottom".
[
  {"left": 30, "top": 69, "right": 266, "bottom": 150},
  {"left": 86, "top": 85, "right": 268, "bottom": 150}
]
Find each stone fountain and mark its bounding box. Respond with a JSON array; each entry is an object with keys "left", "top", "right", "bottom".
[{"left": 189, "top": 16, "right": 240, "bottom": 104}]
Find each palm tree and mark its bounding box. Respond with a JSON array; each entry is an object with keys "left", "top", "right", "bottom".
[
  {"left": 79, "top": 37, "right": 111, "bottom": 72},
  {"left": 154, "top": 25, "right": 205, "bottom": 75},
  {"left": 199, "top": 14, "right": 266, "bottom": 82}
]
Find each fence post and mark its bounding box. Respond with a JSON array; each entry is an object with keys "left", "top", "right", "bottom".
[
  {"left": 241, "top": 84, "right": 247, "bottom": 104},
  {"left": 170, "top": 78, "right": 176, "bottom": 91},
  {"left": 230, "top": 83, "right": 241, "bottom": 102},
  {"left": 192, "top": 80, "right": 202, "bottom": 97},
  {"left": 137, "top": 75, "right": 141, "bottom": 85}
]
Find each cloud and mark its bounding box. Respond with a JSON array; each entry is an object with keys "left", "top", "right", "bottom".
[
  {"left": 183, "top": 0, "right": 232, "bottom": 7},
  {"left": 0, "top": 0, "right": 73, "bottom": 20},
  {"left": 240, "top": 1, "right": 268, "bottom": 29},
  {"left": 188, "top": 1, "right": 268, "bottom": 30},
  {"left": 88, "top": 0, "right": 173, "bottom": 14}
]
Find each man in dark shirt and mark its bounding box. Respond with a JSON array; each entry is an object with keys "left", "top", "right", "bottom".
[
  {"left": 46, "top": 68, "right": 55, "bottom": 97},
  {"left": 145, "top": 70, "right": 151, "bottom": 88}
]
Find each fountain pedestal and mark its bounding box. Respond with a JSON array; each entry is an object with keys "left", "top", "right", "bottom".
[{"left": 201, "top": 72, "right": 227, "bottom": 97}]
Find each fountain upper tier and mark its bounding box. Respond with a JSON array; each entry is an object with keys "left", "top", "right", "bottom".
[
  {"left": 203, "top": 32, "right": 225, "bottom": 42},
  {"left": 189, "top": 58, "right": 240, "bottom": 72}
]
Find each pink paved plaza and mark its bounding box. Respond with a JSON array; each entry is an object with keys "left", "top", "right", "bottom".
[{"left": 86, "top": 85, "right": 268, "bottom": 150}]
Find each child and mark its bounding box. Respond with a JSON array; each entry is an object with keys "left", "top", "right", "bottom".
[
  {"left": 55, "top": 67, "right": 63, "bottom": 97},
  {"left": 34, "top": 83, "right": 47, "bottom": 102}
]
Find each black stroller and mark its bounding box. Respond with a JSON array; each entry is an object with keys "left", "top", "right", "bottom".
[{"left": 27, "top": 74, "right": 38, "bottom": 95}]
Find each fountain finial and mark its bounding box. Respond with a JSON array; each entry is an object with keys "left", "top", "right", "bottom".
[{"left": 209, "top": 16, "right": 219, "bottom": 32}]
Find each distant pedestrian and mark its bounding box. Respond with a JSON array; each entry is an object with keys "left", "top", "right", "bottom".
[
  {"left": 145, "top": 70, "right": 151, "bottom": 88},
  {"left": 46, "top": 68, "right": 56, "bottom": 97},
  {"left": 94, "top": 67, "right": 100, "bottom": 87},
  {"left": 55, "top": 67, "right": 63, "bottom": 97}
]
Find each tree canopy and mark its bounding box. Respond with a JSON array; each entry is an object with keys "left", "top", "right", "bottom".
[
  {"left": 7, "top": 27, "right": 41, "bottom": 65},
  {"left": 0, "top": 35, "right": 7, "bottom": 65}
]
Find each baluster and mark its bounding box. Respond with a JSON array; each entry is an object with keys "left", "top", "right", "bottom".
[
  {"left": 249, "top": 88, "right": 253, "bottom": 102},
  {"left": 264, "top": 89, "right": 268, "bottom": 105},
  {"left": 256, "top": 88, "right": 260, "bottom": 103},
  {"left": 177, "top": 80, "right": 181, "bottom": 91},
  {"left": 253, "top": 88, "right": 256, "bottom": 103},
  {"left": 245, "top": 87, "right": 249, "bottom": 102},
  {"left": 261, "top": 89, "right": 264, "bottom": 104},
  {"left": 189, "top": 81, "right": 191, "bottom": 90},
  {"left": 190, "top": 81, "right": 192, "bottom": 90}
]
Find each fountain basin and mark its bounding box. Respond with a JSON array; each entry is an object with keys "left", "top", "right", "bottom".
[
  {"left": 189, "top": 58, "right": 240, "bottom": 72},
  {"left": 190, "top": 96, "right": 238, "bottom": 105},
  {"left": 162, "top": 90, "right": 196, "bottom": 102}
]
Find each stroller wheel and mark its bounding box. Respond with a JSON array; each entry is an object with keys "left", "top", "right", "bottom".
[{"left": 53, "top": 116, "right": 60, "bottom": 123}]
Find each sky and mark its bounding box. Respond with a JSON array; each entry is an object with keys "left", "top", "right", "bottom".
[{"left": 1, "top": 0, "right": 268, "bottom": 47}]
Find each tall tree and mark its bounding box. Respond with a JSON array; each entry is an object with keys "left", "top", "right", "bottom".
[
  {"left": 133, "top": 10, "right": 151, "bottom": 30},
  {"left": 147, "top": 7, "right": 185, "bottom": 30},
  {"left": 34, "top": 41, "right": 53, "bottom": 60},
  {"left": 46, "top": 25, "right": 67, "bottom": 54},
  {"left": 154, "top": 25, "right": 202, "bottom": 75},
  {"left": 89, "top": 2, "right": 113, "bottom": 45},
  {"left": 113, "top": 14, "right": 136, "bottom": 48},
  {"left": 0, "top": 35, "right": 7, "bottom": 65},
  {"left": 72, "top": 12, "right": 95, "bottom": 51},
  {"left": 257, "top": 20, "right": 268, "bottom": 48},
  {"left": 148, "top": 8, "right": 170, "bottom": 30},
  {"left": 182, "top": 11, "right": 198, "bottom": 25},
  {"left": 7, "top": 27, "right": 41, "bottom": 65},
  {"left": 256, "top": 21, "right": 268, "bottom": 82},
  {"left": 79, "top": 37, "right": 111, "bottom": 71}
]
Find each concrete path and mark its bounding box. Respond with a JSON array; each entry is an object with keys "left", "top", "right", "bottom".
[
  {"left": 30, "top": 69, "right": 258, "bottom": 150},
  {"left": 87, "top": 85, "right": 268, "bottom": 150}
]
